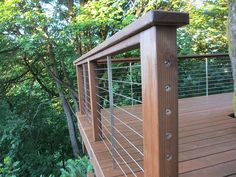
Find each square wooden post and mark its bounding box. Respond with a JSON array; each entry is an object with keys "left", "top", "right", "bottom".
[
  {"left": 76, "top": 65, "right": 85, "bottom": 114},
  {"left": 88, "top": 61, "right": 102, "bottom": 141},
  {"left": 140, "top": 26, "right": 178, "bottom": 177}
]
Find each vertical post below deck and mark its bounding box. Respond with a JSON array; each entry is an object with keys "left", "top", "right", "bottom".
[
  {"left": 140, "top": 26, "right": 178, "bottom": 177},
  {"left": 88, "top": 61, "right": 102, "bottom": 141},
  {"left": 76, "top": 65, "right": 85, "bottom": 114}
]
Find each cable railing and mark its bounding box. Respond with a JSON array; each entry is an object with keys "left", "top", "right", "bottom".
[
  {"left": 75, "top": 10, "right": 189, "bottom": 177},
  {"left": 96, "top": 54, "right": 233, "bottom": 99},
  {"left": 77, "top": 54, "right": 233, "bottom": 177},
  {"left": 178, "top": 54, "right": 233, "bottom": 98},
  {"left": 95, "top": 58, "right": 144, "bottom": 175},
  {"left": 81, "top": 63, "right": 91, "bottom": 121},
  {"left": 74, "top": 10, "right": 234, "bottom": 177},
  {"left": 96, "top": 61, "right": 142, "bottom": 107}
]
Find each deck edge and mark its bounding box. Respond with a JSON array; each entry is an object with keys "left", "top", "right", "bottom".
[{"left": 76, "top": 112, "right": 105, "bottom": 177}]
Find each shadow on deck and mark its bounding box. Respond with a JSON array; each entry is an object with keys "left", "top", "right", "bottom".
[{"left": 77, "top": 93, "right": 236, "bottom": 177}]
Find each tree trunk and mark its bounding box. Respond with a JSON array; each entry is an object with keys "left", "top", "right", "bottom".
[
  {"left": 228, "top": 0, "right": 236, "bottom": 116},
  {"left": 57, "top": 84, "right": 80, "bottom": 156},
  {"left": 41, "top": 42, "right": 80, "bottom": 156}
]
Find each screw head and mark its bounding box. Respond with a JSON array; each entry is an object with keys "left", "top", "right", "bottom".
[
  {"left": 165, "top": 84, "right": 171, "bottom": 92},
  {"left": 165, "top": 108, "right": 172, "bottom": 116},
  {"left": 164, "top": 59, "right": 171, "bottom": 67},
  {"left": 166, "top": 154, "right": 172, "bottom": 161},
  {"left": 165, "top": 132, "right": 172, "bottom": 140}
]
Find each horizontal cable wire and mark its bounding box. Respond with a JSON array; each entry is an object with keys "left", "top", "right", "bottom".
[
  {"left": 83, "top": 102, "right": 91, "bottom": 113},
  {"left": 96, "top": 86, "right": 142, "bottom": 104},
  {"left": 99, "top": 134, "right": 128, "bottom": 177},
  {"left": 83, "top": 102, "right": 91, "bottom": 111},
  {"left": 113, "top": 92, "right": 142, "bottom": 104},
  {"left": 96, "top": 100, "right": 143, "bottom": 138},
  {"left": 98, "top": 131, "right": 138, "bottom": 177},
  {"left": 96, "top": 114, "right": 144, "bottom": 170},
  {"left": 96, "top": 77, "right": 141, "bottom": 86},
  {"left": 179, "top": 88, "right": 233, "bottom": 97},
  {"left": 178, "top": 66, "right": 232, "bottom": 74},
  {"left": 86, "top": 88, "right": 91, "bottom": 94},
  {"left": 178, "top": 72, "right": 232, "bottom": 78},
  {"left": 98, "top": 86, "right": 142, "bottom": 91},
  {"left": 82, "top": 97, "right": 91, "bottom": 105},
  {"left": 179, "top": 62, "right": 231, "bottom": 67},
  {"left": 97, "top": 110, "right": 144, "bottom": 156},
  {"left": 95, "top": 65, "right": 141, "bottom": 71},
  {"left": 179, "top": 84, "right": 233, "bottom": 93},
  {"left": 178, "top": 73, "right": 232, "bottom": 78},
  {"left": 179, "top": 77, "right": 233, "bottom": 82},
  {"left": 96, "top": 94, "right": 143, "bottom": 122},
  {"left": 179, "top": 81, "right": 233, "bottom": 89},
  {"left": 112, "top": 80, "right": 141, "bottom": 85}
]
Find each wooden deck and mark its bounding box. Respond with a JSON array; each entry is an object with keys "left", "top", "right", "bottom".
[{"left": 77, "top": 93, "right": 236, "bottom": 177}]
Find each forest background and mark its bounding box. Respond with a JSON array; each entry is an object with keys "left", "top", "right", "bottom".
[{"left": 0, "top": 0, "right": 228, "bottom": 176}]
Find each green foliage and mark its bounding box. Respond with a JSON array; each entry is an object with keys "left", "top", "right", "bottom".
[
  {"left": 188, "top": 0, "right": 228, "bottom": 53},
  {"left": 0, "top": 157, "right": 20, "bottom": 177},
  {"left": 0, "top": 0, "right": 230, "bottom": 176},
  {"left": 0, "top": 97, "right": 74, "bottom": 176},
  {"left": 60, "top": 156, "right": 93, "bottom": 177}
]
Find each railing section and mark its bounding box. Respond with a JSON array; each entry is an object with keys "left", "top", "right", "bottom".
[
  {"left": 96, "top": 58, "right": 143, "bottom": 174},
  {"left": 76, "top": 53, "right": 233, "bottom": 177},
  {"left": 75, "top": 11, "right": 189, "bottom": 177},
  {"left": 178, "top": 54, "right": 233, "bottom": 98},
  {"left": 79, "top": 63, "right": 92, "bottom": 121}
]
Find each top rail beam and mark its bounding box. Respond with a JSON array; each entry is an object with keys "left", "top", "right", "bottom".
[
  {"left": 73, "top": 10, "right": 189, "bottom": 65},
  {"left": 95, "top": 53, "right": 229, "bottom": 64},
  {"left": 178, "top": 53, "right": 229, "bottom": 59}
]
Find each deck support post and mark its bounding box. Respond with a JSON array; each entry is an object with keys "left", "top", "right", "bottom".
[
  {"left": 88, "top": 61, "right": 102, "bottom": 141},
  {"left": 129, "top": 62, "right": 134, "bottom": 106},
  {"left": 140, "top": 26, "right": 178, "bottom": 177},
  {"left": 107, "top": 55, "right": 116, "bottom": 167},
  {"left": 76, "top": 65, "right": 85, "bottom": 114},
  {"left": 205, "top": 58, "right": 209, "bottom": 96},
  {"left": 82, "top": 64, "right": 89, "bottom": 116}
]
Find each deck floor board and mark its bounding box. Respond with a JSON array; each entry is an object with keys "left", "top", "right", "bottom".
[{"left": 77, "top": 93, "right": 236, "bottom": 177}]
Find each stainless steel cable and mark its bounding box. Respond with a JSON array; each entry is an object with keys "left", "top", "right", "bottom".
[
  {"left": 97, "top": 110, "right": 144, "bottom": 157},
  {"left": 98, "top": 127, "right": 139, "bottom": 177},
  {"left": 96, "top": 115, "right": 144, "bottom": 171},
  {"left": 99, "top": 134, "right": 128, "bottom": 177},
  {"left": 179, "top": 85, "right": 233, "bottom": 93},
  {"left": 179, "top": 88, "right": 233, "bottom": 96},
  {"left": 113, "top": 92, "right": 142, "bottom": 104},
  {"left": 96, "top": 86, "right": 142, "bottom": 104},
  {"left": 96, "top": 94, "right": 143, "bottom": 122},
  {"left": 112, "top": 80, "right": 141, "bottom": 86},
  {"left": 96, "top": 101, "right": 143, "bottom": 138}
]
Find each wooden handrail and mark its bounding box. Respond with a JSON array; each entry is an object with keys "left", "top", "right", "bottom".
[
  {"left": 96, "top": 53, "right": 229, "bottom": 64},
  {"left": 73, "top": 11, "right": 189, "bottom": 65},
  {"left": 178, "top": 53, "right": 229, "bottom": 59}
]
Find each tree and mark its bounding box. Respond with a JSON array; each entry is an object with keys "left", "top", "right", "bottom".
[
  {"left": 228, "top": 0, "right": 236, "bottom": 115},
  {"left": 0, "top": 0, "right": 231, "bottom": 176},
  {"left": 0, "top": 0, "right": 80, "bottom": 156}
]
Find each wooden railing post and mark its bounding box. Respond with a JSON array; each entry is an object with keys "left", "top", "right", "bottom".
[
  {"left": 76, "top": 65, "right": 85, "bottom": 114},
  {"left": 140, "top": 26, "right": 178, "bottom": 177},
  {"left": 88, "top": 61, "right": 102, "bottom": 141}
]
